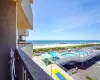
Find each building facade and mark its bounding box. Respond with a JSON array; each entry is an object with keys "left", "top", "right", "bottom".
[
  {"left": 0, "top": 0, "right": 53, "bottom": 80},
  {"left": 0, "top": 0, "right": 33, "bottom": 79}
]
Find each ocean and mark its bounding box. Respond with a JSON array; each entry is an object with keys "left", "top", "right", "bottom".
[{"left": 28, "top": 40, "right": 100, "bottom": 45}]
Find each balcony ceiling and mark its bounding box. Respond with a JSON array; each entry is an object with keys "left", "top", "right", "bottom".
[
  {"left": 10, "top": 0, "right": 33, "bottom": 30},
  {"left": 17, "top": 5, "right": 32, "bottom": 29},
  {"left": 10, "top": 0, "right": 33, "bottom": 3}
]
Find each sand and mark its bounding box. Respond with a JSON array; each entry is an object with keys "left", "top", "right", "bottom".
[
  {"left": 33, "top": 44, "right": 82, "bottom": 49},
  {"left": 33, "top": 43, "right": 100, "bottom": 49}
]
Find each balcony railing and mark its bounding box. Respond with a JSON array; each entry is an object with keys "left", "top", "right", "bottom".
[
  {"left": 17, "top": 41, "right": 31, "bottom": 48},
  {"left": 21, "top": 43, "right": 33, "bottom": 58},
  {"left": 15, "top": 44, "right": 53, "bottom": 80}
]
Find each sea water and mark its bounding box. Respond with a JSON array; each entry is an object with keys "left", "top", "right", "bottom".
[{"left": 28, "top": 40, "right": 100, "bottom": 45}]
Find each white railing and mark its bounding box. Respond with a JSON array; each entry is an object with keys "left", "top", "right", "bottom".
[{"left": 21, "top": 43, "right": 33, "bottom": 58}]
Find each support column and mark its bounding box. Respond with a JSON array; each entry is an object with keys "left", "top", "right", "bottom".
[{"left": 0, "top": 0, "right": 17, "bottom": 80}]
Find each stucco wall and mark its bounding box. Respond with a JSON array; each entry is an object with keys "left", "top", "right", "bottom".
[{"left": 0, "top": 1, "right": 16, "bottom": 80}]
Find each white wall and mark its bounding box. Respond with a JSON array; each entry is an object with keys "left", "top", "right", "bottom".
[
  {"left": 21, "top": 0, "right": 33, "bottom": 28},
  {"left": 21, "top": 44, "right": 33, "bottom": 59},
  {"left": 18, "top": 29, "right": 29, "bottom": 36}
]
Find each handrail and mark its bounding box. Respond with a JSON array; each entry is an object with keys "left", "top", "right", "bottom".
[
  {"left": 16, "top": 48, "right": 53, "bottom": 80},
  {"left": 17, "top": 42, "right": 31, "bottom": 48},
  {"left": 17, "top": 42, "right": 31, "bottom": 44}
]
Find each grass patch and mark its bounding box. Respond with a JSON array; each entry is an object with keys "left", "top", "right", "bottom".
[
  {"left": 33, "top": 53, "right": 40, "bottom": 56},
  {"left": 86, "top": 76, "right": 95, "bottom": 80}
]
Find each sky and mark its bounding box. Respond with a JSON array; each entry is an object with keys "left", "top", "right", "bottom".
[{"left": 27, "top": 0, "right": 100, "bottom": 40}]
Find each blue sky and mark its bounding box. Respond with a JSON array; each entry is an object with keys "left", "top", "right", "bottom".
[{"left": 27, "top": 0, "right": 100, "bottom": 40}]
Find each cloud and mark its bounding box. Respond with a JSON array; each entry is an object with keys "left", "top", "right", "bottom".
[
  {"left": 51, "top": 4, "right": 100, "bottom": 32},
  {"left": 28, "top": 0, "right": 100, "bottom": 40},
  {"left": 52, "top": 28, "right": 65, "bottom": 33}
]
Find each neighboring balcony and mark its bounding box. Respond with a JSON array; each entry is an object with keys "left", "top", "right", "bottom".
[
  {"left": 17, "top": 41, "right": 31, "bottom": 48},
  {"left": 18, "top": 29, "right": 29, "bottom": 36},
  {"left": 17, "top": 0, "right": 33, "bottom": 30}
]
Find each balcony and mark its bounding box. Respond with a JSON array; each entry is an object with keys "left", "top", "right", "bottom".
[
  {"left": 15, "top": 44, "right": 53, "bottom": 80},
  {"left": 17, "top": 41, "right": 31, "bottom": 48},
  {"left": 17, "top": 0, "right": 33, "bottom": 29},
  {"left": 18, "top": 29, "right": 29, "bottom": 36}
]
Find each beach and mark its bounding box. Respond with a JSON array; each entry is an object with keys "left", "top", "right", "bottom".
[
  {"left": 33, "top": 43, "right": 99, "bottom": 49},
  {"left": 33, "top": 44, "right": 81, "bottom": 49}
]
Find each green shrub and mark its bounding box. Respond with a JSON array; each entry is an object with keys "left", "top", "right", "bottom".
[
  {"left": 42, "top": 58, "right": 52, "bottom": 66},
  {"left": 86, "top": 76, "right": 94, "bottom": 80}
]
